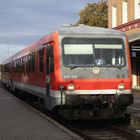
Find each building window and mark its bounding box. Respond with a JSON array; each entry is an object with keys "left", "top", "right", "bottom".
[
  {"left": 112, "top": 5, "right": 117, "bottom": 28},
  {"left": 122, "top": 0, "right": 128, "bottom": 24},
  {"left": 135, "top": 0, "right": 140, "bottom": 19}
]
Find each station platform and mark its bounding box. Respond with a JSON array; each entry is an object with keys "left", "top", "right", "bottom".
[
  {"left": 0, "top": 87, "right": 83, "bottom": 140},
  {"left": 133, "top": 86, "right": 140, "bottom": 90}
]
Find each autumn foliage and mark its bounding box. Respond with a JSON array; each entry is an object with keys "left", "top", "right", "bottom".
[{"left": 77, "top": 0, "right": 108, "bottom": 28}]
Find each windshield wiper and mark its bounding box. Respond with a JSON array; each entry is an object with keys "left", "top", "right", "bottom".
[
  {"left": 70, "top": 66, "right": 79, "bottom": 70},
  {"left": 70, "top": 65, "right": 94, "bottom": 70}
]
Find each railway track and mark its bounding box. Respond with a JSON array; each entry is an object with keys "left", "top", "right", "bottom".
[
  {"left": 10, "top": 90, "right": 140, "bottom": 140},
  {"left": 29, "top": 102, "right": 140, "bottom": 140},
  {"left": 63, "top": 119, "right": 140, "bottom": 140}
]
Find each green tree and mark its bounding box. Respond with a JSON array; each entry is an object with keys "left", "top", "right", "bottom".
[{"left": 77, "top": 0, "right": 108, "bottom": 28}]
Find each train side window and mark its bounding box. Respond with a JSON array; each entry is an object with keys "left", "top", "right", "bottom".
[
  {"left": 25, "top": 55, "right": 28, "bottom": 73},
  {"left": 28, "top": 54, "right": 31, "bottom": 72},
  {"left": 18, "top": 59, "right": 20, "bottom": 73},
  {"left": 16, "top": 61, "right": 17, "bottom": 72},
  {"left": 20, "top": 58, "right": 22, "bottom": 73},
  {"left": 17, "top": 59, "right": 19, "bottom": 73},
  {"left": 14, "top": 61, "right": 16, "bottom": 72},
  {"left": 4, "top": 64, "right": 6, "bottom": 72},
  {"left": 46, "top": 45, "right": 53, "bottom": 57},
  {"left": 46, "top": 45, "right": 54, "bottom": 74},
  {"left": 17, "top": 60, "right": 19, "bottom": 73},
  {"left": 5, "top": 64, "right": 7, "bottom": 72},
  {"left": 19, "top": 59, "right": 21, "bottom": 73},
  {"left": 39, "top": 49, "right": 44, "bottom": 72},
  {"left": 16, "top": 60, "right": 18, "bottom": 73},
  {"left": 31, "top": 52, "right": 35, "bottom": 72},
  {"left": 50, "top": 57, "right": 54, "bottom": 73},
  {"left": 9, "top": 62, "right": 12, "bottom": 73},
  {"left": 4, "top": 65, "right": 5, "bottom": 72},
  {"left": 15, "top": 60, "right": 17, "bottom": 72},
  {"left": 22, "top": 57, "right": 25, "bottom": 73}
]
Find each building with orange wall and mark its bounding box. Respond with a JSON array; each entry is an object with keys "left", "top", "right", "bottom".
[{"left": 108, "top": 0, "right": 140, "bottom": 86}]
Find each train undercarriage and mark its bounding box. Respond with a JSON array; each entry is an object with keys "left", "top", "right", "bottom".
[{"left": 57, "top": 94, "right": 133, "bottom": 119}]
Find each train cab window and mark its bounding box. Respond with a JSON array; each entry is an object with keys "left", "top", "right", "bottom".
[
  {"left": 62, "top": 38, "right": 125, "bottom": 67},
  {"left": 39, "top": 49, "right": 44, "bottom": 72},
  {"left": 94, "top": 44, "right": 125, "bottom": 66}
]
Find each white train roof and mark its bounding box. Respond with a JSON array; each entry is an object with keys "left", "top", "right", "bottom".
[
  {"left": 2, "top": 25, "right": 126, "bottom": 64},
  {"left": 58, "top": 25, "right": 125, "bottom": 37}
]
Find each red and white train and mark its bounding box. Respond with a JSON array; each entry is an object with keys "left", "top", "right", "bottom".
[{"left": 1, "top": 25, "right": 133, "bottom": 119}]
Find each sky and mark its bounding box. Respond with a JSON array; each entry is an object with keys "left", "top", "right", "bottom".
[{"left": 0, "top": 0, "right": 98, "bottom": 63}]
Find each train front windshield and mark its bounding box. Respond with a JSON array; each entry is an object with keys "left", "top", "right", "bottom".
[{"left": 62, "top": 38, "right": 125, "bottom": 67}]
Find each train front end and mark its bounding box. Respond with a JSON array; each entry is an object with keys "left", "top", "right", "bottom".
[{"left": 50, "top": 26, "right": 133, "bottom": 119}]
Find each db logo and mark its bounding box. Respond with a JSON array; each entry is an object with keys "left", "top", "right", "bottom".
[{"left": 92, "top": 67, "right": 100, "bottom": 75}]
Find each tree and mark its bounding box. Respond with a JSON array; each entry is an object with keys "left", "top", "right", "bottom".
[{"left": 77, "top": 0, "right": 108, "bottom": 28}]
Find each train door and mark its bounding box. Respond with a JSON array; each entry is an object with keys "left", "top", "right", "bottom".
[{"left": 46, "top": 45, "right": 54, "bottom": 95}]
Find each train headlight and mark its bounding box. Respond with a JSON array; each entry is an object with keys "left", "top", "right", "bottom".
[
  {"left": 118, "top": 83, "right": 125, "bottom": 90},
  {"left": 67, "top": 84, "right": 75, "bottom": 91}
]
